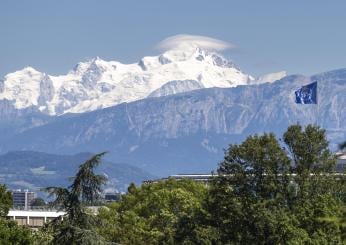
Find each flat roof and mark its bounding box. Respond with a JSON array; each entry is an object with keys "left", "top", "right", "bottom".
[{"left": 8, "top": 210, "right": 65, "bottom": 217}]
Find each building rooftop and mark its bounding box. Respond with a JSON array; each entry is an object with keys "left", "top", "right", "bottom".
[{"left": 8, "top": 209, "right": 65, "bottom": 218}]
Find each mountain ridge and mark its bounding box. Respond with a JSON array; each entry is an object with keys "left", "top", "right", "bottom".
[{"left": 0, "top": 47, "right": 255, "bottom": 115}]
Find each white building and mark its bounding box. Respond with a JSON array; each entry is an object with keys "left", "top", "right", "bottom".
[{"left": 7, "top": 209, "right": 65, "bottom": 227}]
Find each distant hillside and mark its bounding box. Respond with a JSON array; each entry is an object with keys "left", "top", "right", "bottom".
[{"left": 0, "top": 151, "right": 154, "bottom": 193}]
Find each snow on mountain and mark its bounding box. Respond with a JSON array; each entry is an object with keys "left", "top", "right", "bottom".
[
  {"left": 148, "top": 80, "right": 204, "bottom": 98},
  {"left": 256, "top": 71, "right": 287, "bottom": 84},
  {"left": 0, "top": 47, "right": 254, "bottom": 115},
  {"left": 0, "top": 67, "right": 45, "bottom": 110}
]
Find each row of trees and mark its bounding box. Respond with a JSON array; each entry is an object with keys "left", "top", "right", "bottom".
[
  {"left": 97, "top": 124, "right": 345, "bottom": 244},
  {"left": 0, "top": 124, "right": 345, "bottom": 244}
]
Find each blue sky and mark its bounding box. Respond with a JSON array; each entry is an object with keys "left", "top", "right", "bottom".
[{"left": 1, "top": 0, "right": 345, "bottom": 77}]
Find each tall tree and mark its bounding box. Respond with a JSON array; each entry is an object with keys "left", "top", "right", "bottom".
[
  {"left": 283, "top": 124, "right": 335, "bottom": 175},
  {"left": 217, "top": 133, "right": 291, "bottom": 201},
  {"left": 283, "top": 125, "right": 345, "bottom": 243},
  {"left": 283, "top": 124, "right": 338, "bottom": 204},
  {"left": 206, "top": 124, "right": 344, "bottom": 244},
  {"left": 206, "top": 133, "right": 306, "bottom": 244},
  {"left": 45, "top": 152, "right": 108, "bottom": 245}
]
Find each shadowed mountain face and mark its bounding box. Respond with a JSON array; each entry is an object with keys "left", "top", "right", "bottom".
[
  {"left": 0, "top": 69, "right": 345, "bottom": 176},
  {"left": 0, "top": 151, "right": 154, "bottom": 193},
  {"left": 0, "top": 100, "right": 52, "bottom": 140}
]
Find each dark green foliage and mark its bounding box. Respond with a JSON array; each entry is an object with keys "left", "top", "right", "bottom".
[
  {"left": 69, "top": 153, "right": 107, "bottom": 205},
  {"left": 283, "top": 125, "right": 345, "bottom": 242},
  {"left": 205, "top": 133, "right": 308, "bottom": 244},
  {"left": 0, "top": 185, "right": 12, "bottom": 217},
  {"left": 217, "top": 133, "right": 291, "bottom": 202},
  {"left": 283, "top": 124, "right": 335, "bottom": 174},
  {"left": 31, "top": 197, "right": 46, "bottom": 207},
  {"left": 203, "top": 124, "right": 345, "bottom": 244},
  {"left": 98, "top": 178, "right": 208, "bottom": 244},
  {"left": 0, "top": 219, "right": 34, "bottom": 245},
  {"left": 44, "top": 152, "right": 108, "bottom": 245}
]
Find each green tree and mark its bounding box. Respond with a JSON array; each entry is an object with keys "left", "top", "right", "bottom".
[
  {"left": 206, "top": 133, "right": 308, "bottom": 244},
  {"left": 44, "top": 152, "right": 108, "bottom": 245},
  {"left": 206, "top": 124, "right": 345, "bottom": 244},
  {"left": 283, "top": 124, "right": 335, "bottom": 175},
  {"left": 0, "top": 219, "right": 34, "bottom": 245},
  {"left": 98, "top": 178, "right": 208, "bottom": 244},
  {"left": 31, "top": 197, "right": 46, "bottom": 207},
  {"left": 0, "top": 184, "right": 12, "bottom": 217},
  {"left": 284, "top": 124, "right": 344, "bottom": 243}
]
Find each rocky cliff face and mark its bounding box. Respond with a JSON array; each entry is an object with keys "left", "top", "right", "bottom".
[{"left": 0, "top": 99, "right": 51, "bottom": 141}]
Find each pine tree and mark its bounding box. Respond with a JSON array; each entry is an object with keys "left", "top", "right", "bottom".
[{"left": 44, "top": 152, "right": 108, "bottom": 245}]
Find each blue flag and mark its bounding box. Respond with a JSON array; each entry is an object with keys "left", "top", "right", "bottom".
[{"left": 295, "top": 81, "right": 317, "bottom": 104}]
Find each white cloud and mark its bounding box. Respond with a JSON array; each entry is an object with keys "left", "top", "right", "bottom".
[{"left": 156, "top": 34, "right": 235, "bottom": 51}]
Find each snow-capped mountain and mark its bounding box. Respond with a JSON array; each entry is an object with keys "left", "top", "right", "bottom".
[{"left": 0, "top": 47, "right": 254, "bottom": 115}]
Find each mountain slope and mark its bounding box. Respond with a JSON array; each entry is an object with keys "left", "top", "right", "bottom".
[
  {"left": 0, "top": 48, "right": 253, "bottom": 115},
  {"left": 0, "top": 99, "right": 52, "bottom": 141},
  {"left": 148, "top": 80, "right": 203, "bottom": 98},
  {"left": 2, "top": 69, "right": 345, "bottom": 176}
]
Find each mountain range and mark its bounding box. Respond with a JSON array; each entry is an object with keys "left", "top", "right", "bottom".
[
  {"left": 0, "top": 47, "right": 260, "bottom": 116},
  {"left": 0, "top": 47, "right": 345, "bottom": 180}
]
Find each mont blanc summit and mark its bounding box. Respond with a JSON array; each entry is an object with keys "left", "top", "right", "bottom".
[{"left": 0, "top": 46, "right": 254, "bottom": 116}]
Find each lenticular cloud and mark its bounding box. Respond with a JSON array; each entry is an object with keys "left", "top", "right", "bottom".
[{"left": 156, "top": 34, "right": 234, "bottom": 51}]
